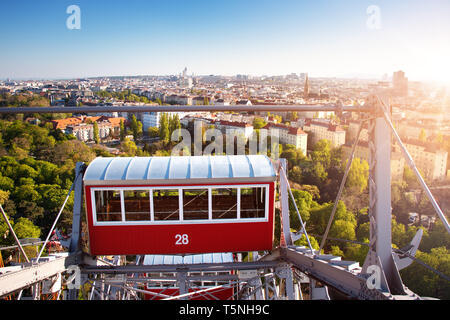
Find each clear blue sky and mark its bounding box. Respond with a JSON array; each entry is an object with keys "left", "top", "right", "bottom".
[{"left": 1, "top": 0, "right": 449, "bottom": 82}]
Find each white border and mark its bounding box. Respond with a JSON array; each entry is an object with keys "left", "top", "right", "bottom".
[{"left": 90, "top": 184, "right": 270, "bottom": 226}]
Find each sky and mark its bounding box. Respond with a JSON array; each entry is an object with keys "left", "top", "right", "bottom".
[{"left": 0, "top": 0, "right": 450, "bottom": 83}]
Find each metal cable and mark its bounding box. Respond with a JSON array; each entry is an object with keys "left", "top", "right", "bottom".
[
  {"left": 0, "top": 204, "right": 30, "bottom": 263},
  {"left": 35, "top": 171, "right": 80, "bottom": 263},
  {"left": 279, "top": 167, "right": 315, "bottom": 255}
]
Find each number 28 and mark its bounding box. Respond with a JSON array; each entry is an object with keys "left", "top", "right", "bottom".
[{"left": 175, "top": 234, "right": 189, "bottom": 245}]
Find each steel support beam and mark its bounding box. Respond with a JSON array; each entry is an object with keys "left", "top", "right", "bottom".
[
  {"left": 279, "top": 159, "right": 293, "bottom": 246},
  {"left": 67, "top": 162, "right": 86, "bottom": 300},
  {"left": 267, "top": 247, "right": 420, "bottom": 300},
  {"left": 69, "top": 162, "right": 85, "bottom": 256},
  {"left": 81, "top": 260, "right": 281, "bottom": 275},
  {"left": 0, "top": 104, "right": 370, "bottom": 115},
  {"left": 362, "top": 95, "right": 406, "bottom": 295},
  {"left": 0, "top": 254, "right": 78, "bottom": 297}
]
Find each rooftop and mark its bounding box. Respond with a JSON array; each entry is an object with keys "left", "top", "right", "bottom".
[
  {"left": 143, "top": 253, "right": 234, "bottom": 265},
  {"left": 83, "top": 155, "right": 277, "bottom": 185}
]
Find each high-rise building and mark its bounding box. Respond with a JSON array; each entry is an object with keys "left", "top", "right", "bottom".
[{"left": 393, "top": 70, "right": 408, "bottom": 97}]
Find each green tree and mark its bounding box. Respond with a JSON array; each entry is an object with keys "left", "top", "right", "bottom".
[
  {"left": 434, "top": 132, "right": 444, "bottom": 144},
  {"left": 52, "top": 140, "right": 96, "bottom": 166},
  {"left": 13, "top": 184, "right": 41, "bottom": 203},
  {"left": 294, "top": 234, "right": 320, "bottom": 250},
  {"left": 17, "top": 200, "right": 45, "bottom": 222},
  {"left": 119, "top": 119, "right": 126, "bottom": 141},
  {"left": 356, "top": 221, "right": 370, "bottom": 242},
  {"left": 403, "top": 166, "right": 420, "bottom": 189},
  {"left": 329, "top": 219, "right": 356, "bottom": 241},
  {"left": 159, "top": 113, "right": 170, "bottom": 143},
  {"left": 289, "top": 166, "right": 303, "bottom": 184},
  {"left": 13, "top": 217, "right": 41, "bottom": 239},
  {"left": 289, "top": 189, "right": 318, "bottom": 229},
  {"left": 345, "top": 158, "right": 369, "bottom": 194},
  {"left": 308, "top": 201, "right": 356, "bottom": 236},
  {"left": 419, "top": 129, "right": 427, "bottom": 143},
  {"left": 130, "top": 115, "right": 143, "bottom": 141},
  {"left": 0, "top": 190, "right": 9, "bottom": 206},
  {"left": 148, "top": 127, "right": 159, "bottom": 138},
  {"left": 344, "top": 241, "right": 369, "bottom": 265},
  {"left": 421, "top": 221, "right": 450, "bottom": 252},
  {"left": 307, "top": 162, "right": 328, "bottom": 186},
  {"left": 93, "top": 121, "right": 100, "bottom": 144},
  {"left": 253, "top": 117, "right": 267, "bottom": 130},
  {"left": 120, "top": 138, "right": 138, "bottom": 156},
  {"left": 400, "top": 247, "right": 450, "bottom": 299},
  {"left": 311, "top": 140, "right": 332, "bottom": 169},
  {"left": 0, "top": 175, "right": 14, "bottom": 192},
  {"left": 168, "top": 114, "right": 181, "bottom": 139}
]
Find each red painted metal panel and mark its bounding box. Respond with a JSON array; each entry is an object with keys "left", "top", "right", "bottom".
[
  {"left": 144, "top": 287, "right": 235, "bottom": 300},
  {"left": 84, "top": 182, "right": 275, "bottom": 255}
]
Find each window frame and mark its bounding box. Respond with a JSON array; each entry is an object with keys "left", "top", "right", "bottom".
[
  {"left": 93, "top": 189, "right": 123, "bottom": 223},
  {"left": 90, "top": 184, "right": 270, "bottom": 226}
]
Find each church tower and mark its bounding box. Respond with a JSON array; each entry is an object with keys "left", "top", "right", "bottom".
[{"left": 303, "top": 73, "right": 309, "bottom": 99}]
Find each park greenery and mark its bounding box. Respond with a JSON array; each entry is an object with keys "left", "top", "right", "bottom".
[{"left": 0, "top": 95, "right": 448, "bottom": 298}]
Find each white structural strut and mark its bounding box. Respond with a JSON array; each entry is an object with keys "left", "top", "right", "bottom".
[
  {"left": 0, "top": 254, "right": 77, "bottom": 297},
  {"left": 361, "top": 95, "right": 407, "bottom": 295}
]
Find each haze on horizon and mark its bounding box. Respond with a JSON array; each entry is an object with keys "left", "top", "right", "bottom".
[{"left": 0, "top": 0, "right": 449, "bottom": 84}]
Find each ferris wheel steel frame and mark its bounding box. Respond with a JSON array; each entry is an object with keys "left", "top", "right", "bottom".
[{"left": 0, "top": 95, "right": 446, "bottom": 300}]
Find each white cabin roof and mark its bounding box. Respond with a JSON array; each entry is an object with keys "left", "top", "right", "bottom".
[
  {"left": 142, "top": 253, "right": 234, "bottom": 265},
  {"left": 83, "top": 155, "right": 276, "bottom": 185}
]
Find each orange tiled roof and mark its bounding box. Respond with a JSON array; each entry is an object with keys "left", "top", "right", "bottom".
[{"left": 52, "top": 116, "right": 127, "bottom": 130}]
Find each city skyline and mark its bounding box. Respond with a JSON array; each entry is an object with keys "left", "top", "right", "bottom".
[{"left": 1, "top": 0, "right": 450, "bottom": 83}]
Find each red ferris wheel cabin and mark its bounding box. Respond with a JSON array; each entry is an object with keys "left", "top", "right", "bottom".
[{"left": 83, "top": 155, "right": 277, "bottom": 256}]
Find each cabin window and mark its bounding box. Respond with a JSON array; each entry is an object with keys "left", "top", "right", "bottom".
[
  {"left": 152, "top": 189, "right": 180, "bottom": 221},
  {"left": 92, "top": 184, "right": 268, "bottom": 225},
  {"left": 202, "top": 272, "right": 217, "bottom": 287},
  {"left": 124, "top": 190, "right": 151, "bottom": 221},
  {"left": 95, "top": 190, "right": 122, "bottom": 222},
  {"left": 182, "top": 189, "right": 209, "bottom": 220},
  {"left": 240, "top": 187, "right": 266, "bottom": 218},
  {"left": 211, "top": 188, "right": 238, "bottom": 219}
]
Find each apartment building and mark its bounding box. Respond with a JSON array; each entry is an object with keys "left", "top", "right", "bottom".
[
  {"left": 303, "top": 120, "right": 346, "bottom": 148},
  {"left": 263, "top": 123, "right": 308, "bottom": 156},
  {"left": 142, "top": 112, "right": 187, "bottom": 132},
  {"left": 399, "top": 139, "right": 448, "bottom": 181},
  {"left": 214, "top": 120, "right": 254, "bottom": 139},
  {"left": 53, "top": 116, "right": 125, "bottom": 142},
  {"left": 341, "top": 142, "right": 405, "bottom": 181}
]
